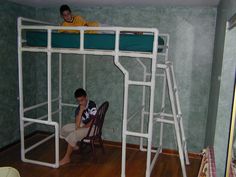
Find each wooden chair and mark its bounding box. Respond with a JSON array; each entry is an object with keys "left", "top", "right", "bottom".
[{"left": 79, "top": 101, "right": 109, "bottom": 160}]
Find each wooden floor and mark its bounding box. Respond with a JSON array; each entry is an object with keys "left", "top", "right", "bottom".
[{"left": 0, "top": 134, "right": 201, "bottom": 177}]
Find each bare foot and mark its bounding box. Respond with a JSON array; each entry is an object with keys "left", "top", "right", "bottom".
[{"left": 59, "top": 158, "right": 71, "bottom": 166}]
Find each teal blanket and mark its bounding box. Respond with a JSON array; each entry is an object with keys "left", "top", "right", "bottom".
[{"left": 26, "top": 31, "right": 164, "bottom": 53}]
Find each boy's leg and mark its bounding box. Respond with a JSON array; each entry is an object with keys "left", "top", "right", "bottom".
[
  {"left": 59, "top": 127, "right": 92, "bottom": 166},
  {"left": 60, "top": 123, "right": 76, "bottom": 139},
  {"left": 59, "top": 143, "right": 74, "bottom": 166},
  {"left": 60, "top": 127, "right": 77, "bottom": 166}
]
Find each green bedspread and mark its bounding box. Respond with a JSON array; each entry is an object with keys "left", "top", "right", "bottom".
[{"left": 26, "top": 31, "right": 164, "bottom": 53}]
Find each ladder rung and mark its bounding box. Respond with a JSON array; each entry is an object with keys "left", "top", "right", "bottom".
[
  {"left": 128, "top": 80, "right": 152, "bottom": 86},
  {"left": 166, "top": 61, "right": 172, "bottom": 65},
  {"left": 143, "top": 112, "right": 174, "bottom": 118},
  {"left": 154, "top": 117, "right": 174, "bottom": 124},
  {"left": 125, "top": 131, "right": 149, "bottom": 138},
  {"left": 161, "top": 113, "right": 174, "bottom": 118},
  {"left": 156, "top": 64, "right": 168, "bottom": 69},
  {"left": 143, "top": 111, "right": 160, "bottom": 116}
]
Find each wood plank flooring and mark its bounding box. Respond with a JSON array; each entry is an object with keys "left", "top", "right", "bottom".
[{"left": 0, "top": 134, "right": 201, "bottom": 177}]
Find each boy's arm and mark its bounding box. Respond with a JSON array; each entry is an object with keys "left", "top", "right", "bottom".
[
  {"left": 83, "top": 115, "right": 96, "bottom": 128},
  {"left": 75, "top": 113, "right": 82, "bottom": 129},
  {"left": 75, "top": 105, "right": 86, "bottom": 129}
]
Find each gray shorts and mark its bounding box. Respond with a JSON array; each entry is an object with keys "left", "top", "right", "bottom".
[{"left": 60, "top": 123, "right": 94, "bottom": 147}]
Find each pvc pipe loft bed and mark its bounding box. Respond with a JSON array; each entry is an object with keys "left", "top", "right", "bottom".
[{"left": 17, "top": 17, "right": 190, "bottom": 177}]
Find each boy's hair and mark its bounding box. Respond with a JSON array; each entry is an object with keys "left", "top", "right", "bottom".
[
  {"left": 60, "top": 4, "right": 71, "bottom": 15},
  {"left": 74, "top": 88, "right": 87, "bottom": 98}
]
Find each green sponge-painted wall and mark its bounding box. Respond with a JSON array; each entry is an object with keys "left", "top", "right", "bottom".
[
  {"left": 0, "top": 1, "right": 36, "bottom": 149},
  {"left": 205, "top": 0, "right": 236, "bottom": 147},
  {"left": 214, "top": 27, "right": 236, "bottom": 177},
  {"left": 206, "top": 0, "right": 236, "bottom": 175},
  {"left": 34, "top": 6, "right": 217, "bottom": 152}
]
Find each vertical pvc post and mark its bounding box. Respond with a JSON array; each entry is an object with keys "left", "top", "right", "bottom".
[
  {"left": 47, "top": 29, "right": 52, "bottom": 122},
  {"left": 145, "top": 30, "right": 158, "bottom": 177},
  {"left": 159, "top": 73, "right": 166, "bottom": 151},
  {"left": 83, "top": 54, "right": 86, "bottom": 90},
  {"left": 170, "top": 63, "right": 189, "bottom": 165},
  {"left": 17, "top": 17, "right": 26, "bottom": 162},
  {"left": 166, "top": 66, "right": 187, "bottom": 177},
  {"left": 55, "top": 123, "right": 59, "bottom": 167},
  {"left": 80, "top": 30, "right": 84, "bottom": 51},
  {"left": 81, "top": 30, "right": 86, "bottom": 90},
  {"left": 120, "top": 61, "right": 129, "bottom": 177},
  {"left": 137, "top": 59, "right": 147, "bottom": 151},
  {"left": 113, "top": 29, "right": 129, "bottom": 177},
  {"left": 58, "top": 53, "right": 62, "bottom": 132},
  {"left": 159, "top": 35, "right": 169, "bottom": 151},
  {"left": 117, "top": 30, "right": 128, "bottom": 177}
]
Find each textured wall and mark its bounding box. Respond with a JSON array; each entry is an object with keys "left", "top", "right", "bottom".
[
  {"left": 215, "top": 27, "right": 236, "bottom": 177},
  {"left": 205, "top": 0, "right": 236, "bottom": 147},
  {"left": 34, "top": 6, "right": 217, "bottom": 152},
  {"left": 207, "top": 0, "right": 236, "bottom": 175},
  {"left": 0, "top": 1, "right": 36, "bottom": 149}
]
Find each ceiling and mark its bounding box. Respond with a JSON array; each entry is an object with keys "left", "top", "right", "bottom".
[{"left": 8, "top": 0, "right": 221, "bottom": 8}]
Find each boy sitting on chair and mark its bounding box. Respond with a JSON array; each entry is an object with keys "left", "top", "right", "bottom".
[
  {"left": 60, "top": 88, "right": 97, "bottom": 166},
  {"left": 59, "top": 4, "right": 99, "bottom": 33}
]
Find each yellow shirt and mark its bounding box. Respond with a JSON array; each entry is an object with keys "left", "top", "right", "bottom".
[{"left": 59, "top": 15, "right": 99, "bottom": 34}]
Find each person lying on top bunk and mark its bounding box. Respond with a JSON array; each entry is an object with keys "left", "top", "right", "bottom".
[
  {"left": 59, "top": 4, "right": 99, "bottom": 33},
  {"left": 59, "top": 88, "right": 97, "bottom": 166},
  {"left": 59, "top": 4, "right": 143, "bottom": 35}
]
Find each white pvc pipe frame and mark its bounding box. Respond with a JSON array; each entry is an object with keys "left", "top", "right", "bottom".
[{"left": 17, "top": 17, "right": 189, "bottom": 177}]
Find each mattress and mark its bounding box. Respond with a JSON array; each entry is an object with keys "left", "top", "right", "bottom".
[{"left": 26, "top": 31, "right": 165, "bottom": 53}]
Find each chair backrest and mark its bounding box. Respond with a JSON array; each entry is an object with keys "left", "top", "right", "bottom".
[{"left": 88, "top": 101, "right": 109, "bottom": 138}]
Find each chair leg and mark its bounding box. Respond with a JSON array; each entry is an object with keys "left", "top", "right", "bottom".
[
  {"left": 91, "top": 140, "right": 97, "bottom": 161},
  {"left": 79, "top": 141, "right": 84, "bottom": 153},
  {"left": 99, "top": 137, "right": 105, "bottom": 154}
]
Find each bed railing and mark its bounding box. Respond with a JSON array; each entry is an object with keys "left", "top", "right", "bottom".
[
  {"left": 18, "top": 16, "right": 159, "bottom": 170},
  {"left": 18, "top": 16, "right": 189, "bottom": 177}
]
